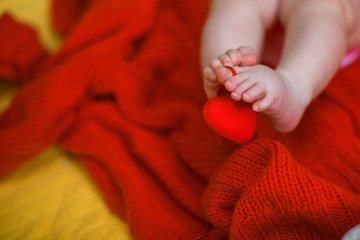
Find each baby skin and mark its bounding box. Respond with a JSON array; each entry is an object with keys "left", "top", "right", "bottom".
[
  {"left": 201, "top": 0, "right": 360, "bottom": 133},
  {"left": 203, "top": 47, "right": 309, "bottom": 133}
]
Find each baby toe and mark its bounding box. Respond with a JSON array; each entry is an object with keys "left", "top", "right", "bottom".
[
  {"left": 214, "top": 66, "right": 233, "bottom": 84},
  {"left": 242, "top": 84, "right": 265, "bottom": 103},
  {"left": 226, "top": 49, "right": 242, "bottom": 65},
  {"left": 254, "top": 94, "right": 275, "bottom": 112},
  {"left": 203, "top": 66, "right": 216, "bottom": 82},
  {"left": 219, "top": 54, "right": 233, "bottom": 66},
  {"left": 210, "top": 58, "right": 222, "bottom": 71},
  {"left": 237, "top": 46, "right": 257, "bottom": 66},
  {"left": 224, "top": 72, "right": 250, "bottom": 92}
]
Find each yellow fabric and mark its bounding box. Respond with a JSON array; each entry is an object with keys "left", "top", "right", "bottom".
[
  {"left": 0, "top": 0, "right": 62, "bottom": 52},
  {"left": 0, "top": 1, "right": 132, "bottom": 239},
  {"left": 0, "top": 149, "right": 132, "bottom": 240}
]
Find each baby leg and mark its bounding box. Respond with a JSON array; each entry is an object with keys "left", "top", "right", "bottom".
[
  {"left": 201, "top": 0, "right": 279, "bottom": 99},
  {"left": 214, "top": 0, "right": 360, "bottom": 133}
]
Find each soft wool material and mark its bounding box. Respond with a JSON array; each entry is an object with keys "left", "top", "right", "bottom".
[{"left": 1, "top": 0, "right": 360, "bottom": 239}]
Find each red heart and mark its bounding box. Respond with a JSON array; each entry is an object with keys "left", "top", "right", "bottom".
[{"left": 202, "top": 94, "right": 256, "bottom": 143}]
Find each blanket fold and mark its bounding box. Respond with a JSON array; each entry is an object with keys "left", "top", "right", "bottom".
[
  {"left": 203, "top": 139, "right": 360, "bottom": 239},
  {"left": 0, "top": 14, "right": 49, "bottom": 83},
  {"left": 1, "top": 0, "right": 360, "bottom": 239}
]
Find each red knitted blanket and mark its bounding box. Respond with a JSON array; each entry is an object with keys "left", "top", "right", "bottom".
[{"left": 1, "top": 0, "right": 360, "bottom": 239}]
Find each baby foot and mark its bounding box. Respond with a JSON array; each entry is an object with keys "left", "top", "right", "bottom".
[
  {"left": 214, "top": 64, "right": 311, "bottom": 132},
  {"left": 203, "top": 46, "right": 257, "bottom": 99}
]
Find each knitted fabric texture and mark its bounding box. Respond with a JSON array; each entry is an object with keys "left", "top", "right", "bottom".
[{"left": 1, "top": 0, "right": 360, "bottom": 239}]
